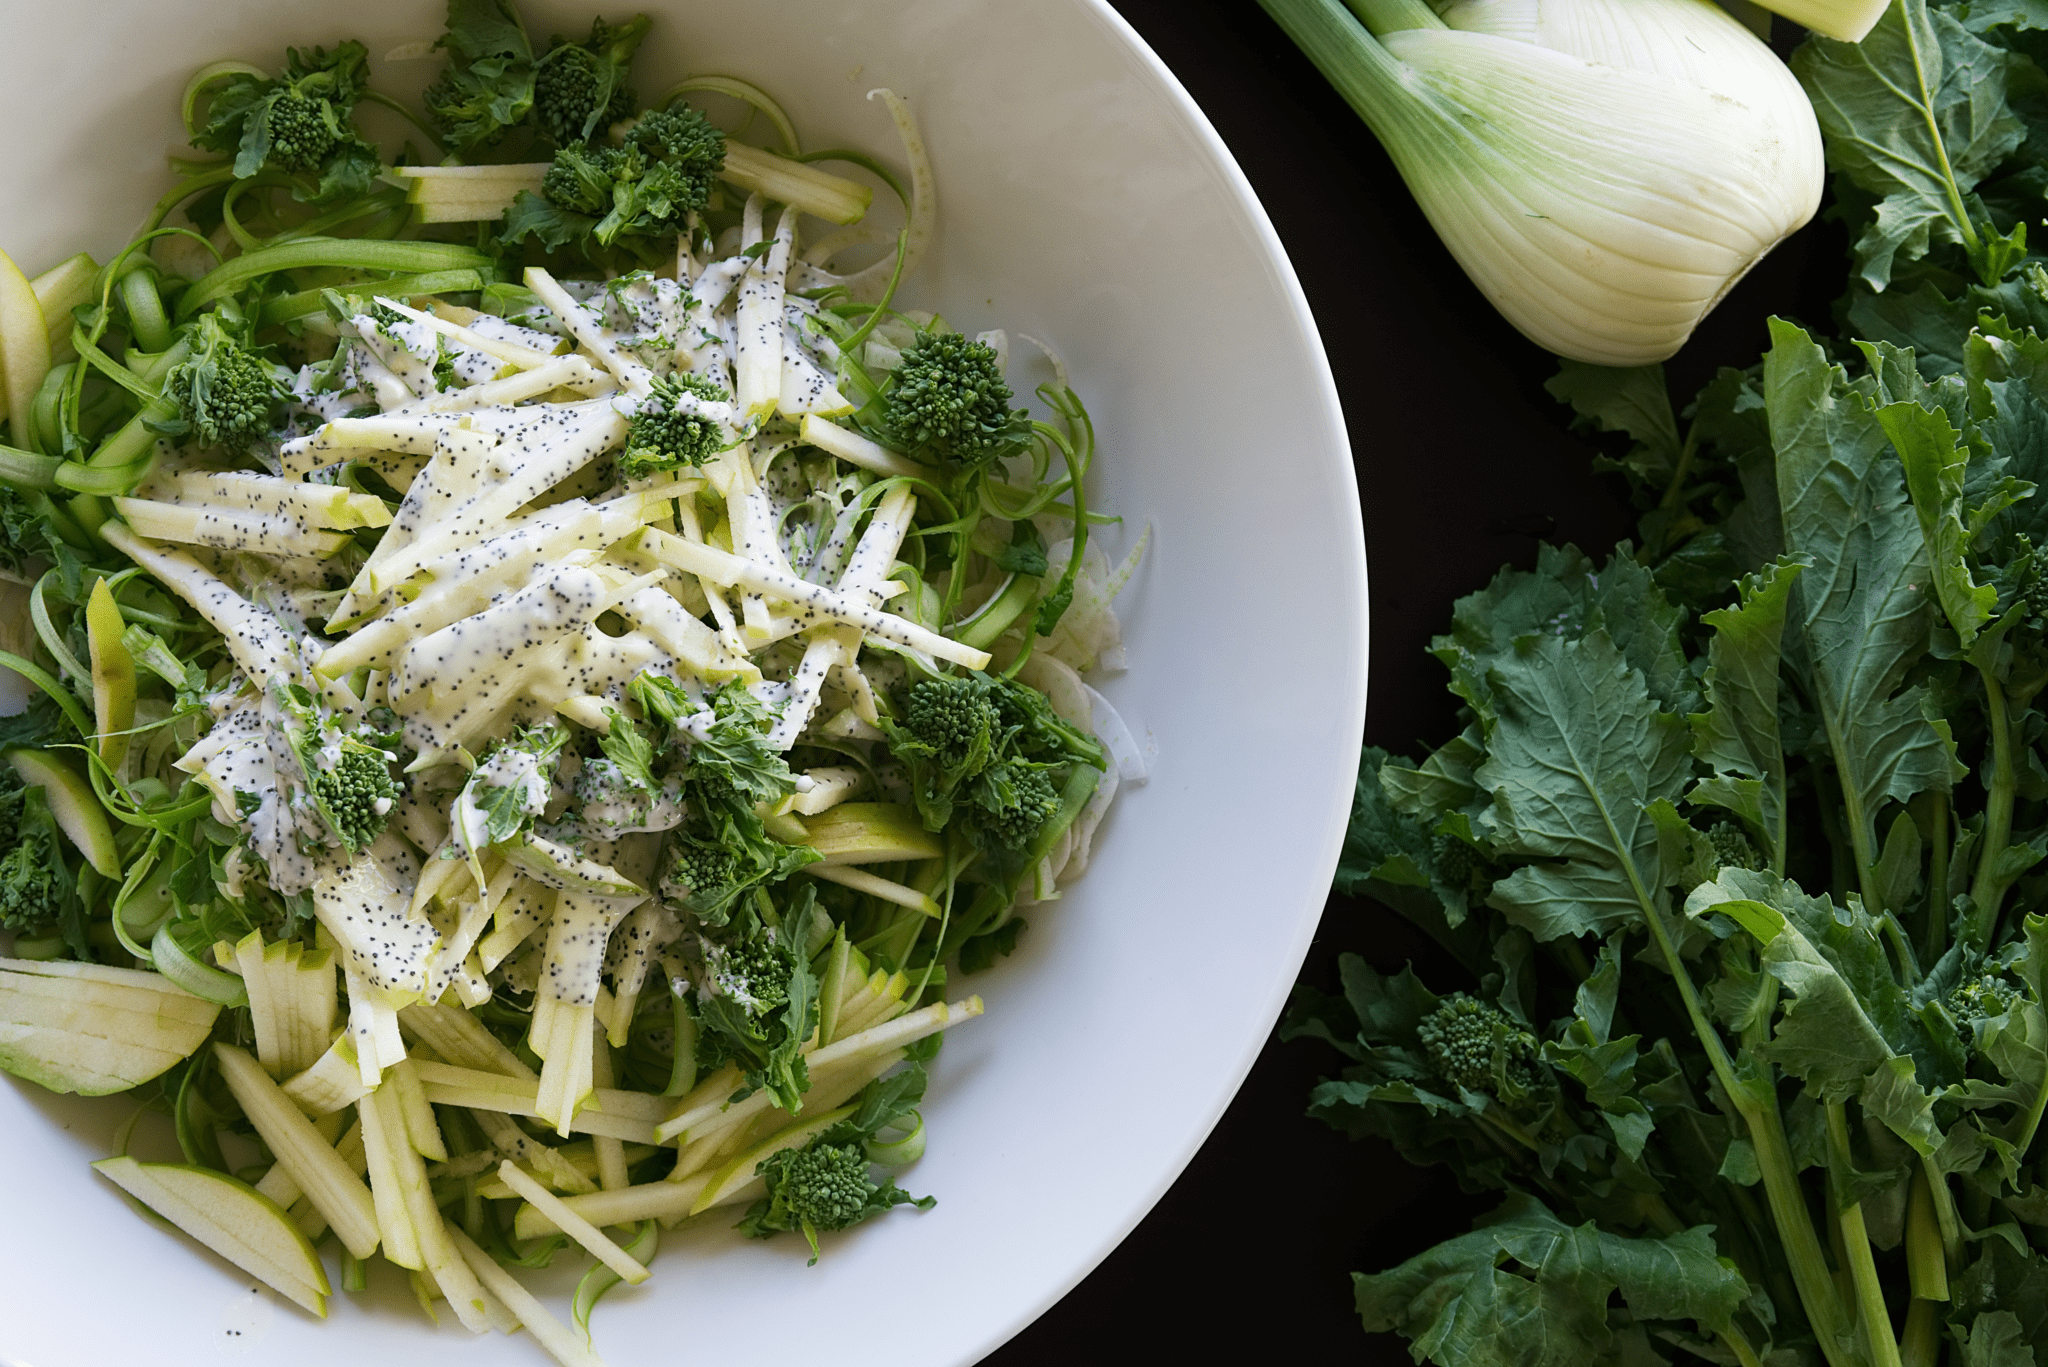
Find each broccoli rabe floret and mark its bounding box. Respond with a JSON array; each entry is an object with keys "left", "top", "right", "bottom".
[
  {"left": 620, "top": 373, "right": 732, "bottom": 479},
  {"left": 902, "top": 675, "right": 1000, "bottom": 774},
  {"left": 191, "top": 42, "right": 380, "bottom": 202},
  {"left": 659, "top": 839, "right": 737, "bottom": 915},
  {"left": 275, "top": 684, "right": 400, "bottom": 856},
  {"left": 883, "top": 674, "right": 1001, "bottom": 829},
  {"left": 0, "top": 784, "right": 68, "bottom": 935},
  {"left": 316, "top": 744, "right": 402, "bottom": 853},
  {"left": 160, "top": 314, "right": 289, "bottom": 454},
  {"left": 1417, "top": 993, "right": 1540, "bottom": 1099},
  {"left": 508, "top": 104, "right": 727, "bottom": 251},
  {"left": 534, "top": 14, "right": 650, "bottom": 145},
  {"left": 884, "top": 331, "right": 1030, "bottom": 471},
  {"left": 1707, "top": 822, "right": 1761, "bottom": 872},
  {"left": 965, "top": 760, "right": 1061, "bottom": 854},
  {"left": 881, "top": 673, "right": 1102, "bottom": 837},
  {"left": 703, "top": 932, "right": 795, "bottom": 1016},
  {"left": 1430, "top": 833, "right": 1477, "bottom": 890},
  {"left": 1949, "top": 971, "right": 2021, "bottom": 1037},
  {"left": 736, "top": 1064, "right": 936, "bottom": 1262},
  {"left": 765, "top": 1143, "right": 869, "bottom": 1225}
]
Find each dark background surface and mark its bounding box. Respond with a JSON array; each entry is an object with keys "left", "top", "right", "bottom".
[{"left": 981, "top": 1, "right": 1844, "bottom": 1357}]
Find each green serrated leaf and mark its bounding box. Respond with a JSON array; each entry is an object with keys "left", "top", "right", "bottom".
[
  {"left": 1689, "top": 870, "right": 1898, "bottom": 1100},
  {"left": 1382, "top": 728, "right": 1484, "bottom": 819},
  {"left": 1875, "top": 354, "right": 2000, "bottom": 646},
  {"left": 1793, "top": 0, "right": 2024, "bottom": 289},
  {"left": 1477, "top": 631, "right": 1690, "bottom": 942},
  {"left": 1544, "top": 360, "right": 1683, "bottom": 490},
  {"left": 1355, "top": 1193, "right": 1749, "bottom": 1366},
  {"left": 1766, "top": 319, "right": 1961, "bottom": 894},
  {"left": 1688, "top": 556, "right": 1807, "bottom": 868}
]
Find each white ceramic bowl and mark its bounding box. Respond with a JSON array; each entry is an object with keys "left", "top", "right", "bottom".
[{"left": 0, "top": 2, "right": 1367, "bottom": 1363}]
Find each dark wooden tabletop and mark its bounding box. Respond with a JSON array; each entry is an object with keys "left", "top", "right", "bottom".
[{"left": 981, "top": 0, "right": 1843, "bottom": 1356}]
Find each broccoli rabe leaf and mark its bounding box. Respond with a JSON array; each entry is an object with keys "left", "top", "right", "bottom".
[
  {"left": 635, "top": 679, "right": 815, "bottom": 918},
  {"left": 1544, "top": 359, "right": 1684, "bottom": 494},
  {"left": 0, "top": 783, "right": 81, "bottom": 952},
  {"left": 1476, "top": 629, "right": 1691, "bottom": 941},
  {"left": 596, "top": 707, "right": 656, "bottom": 790},
  {"left": 991, "top": 519, "right": 1049, "bottom": 577},
  {"left": 0, "top": 690, "right": 77, "bottom": 753},
  {"left": 1354, "top": 1192, "right": 1748, "bottom": 1366},
  {"left": 1792, "top": 0, "right": 2023, "bottom": 289},
  {"left": 683, "top": 682, "right": 802, "bottom": 811},
  {"left": 691, "top": 889, "right": 819, "bottom": 1110},
  {"left": 1687, "top": 556, "right": 1806, "bottom": 872},
  {"left": 1689, "top": 869, "right": 1935, "bottom": 1097},
  {"left": 455, "top": 719, "right": 571, "bottom": 853},
  {"left": 422, "top": 0, "right": 538, "bottom": 153},
  {"left": 1763, "top": 321, "right": 1961, "bottom": 877},
  {"left": 575, "top": 709, "right": 684, "bottom": 837},
  {"left": 1435, "top": 543, "right": 1695, "bottom": 719}
]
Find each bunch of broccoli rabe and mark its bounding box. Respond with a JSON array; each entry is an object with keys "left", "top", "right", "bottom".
[
  {"left": 1303, "top": 4, "right": 2048, "bottom": 1365},
  {"left": 0, "top": 0, "right": 1146, "bottom": 1351}
]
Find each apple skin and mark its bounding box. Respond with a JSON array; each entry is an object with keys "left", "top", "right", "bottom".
[
  {"left": 90, "top": 1154, "right": 331, "bottom": 1317},
  {"left": 5, "top": 747, "right": 120, "bottom": 878},
  {"left": 85, "top": 577, "right": 136, "bottom": 773},
  {"left": 0, "top": 244, "right": 50, "bottom": 445},
  {"left": 0, "top": 958, "right": 220, "bottom": 1095}
]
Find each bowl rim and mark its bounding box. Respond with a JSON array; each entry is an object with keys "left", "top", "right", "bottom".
[{"left": 955, "top": 3, "right": 1370, "bottom": 1358}]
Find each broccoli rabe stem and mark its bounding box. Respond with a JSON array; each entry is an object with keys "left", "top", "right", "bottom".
[
  {"left": 117, "top": 270, "right": 173, "bottom": 355},
  {"left": 1900, "top": 1300, "right": 1941, "bottom": 1367},
  {"left": 1636, "top": 895, "right": 1857, "bottom": 1367},
  {"left": 1922, "top": 792, "right": 1949, "bottom": 964},
  {"left": 1825, "top": 1100, "right": 1904, "bottom": 1367},
  {"left": 176, "top": 238, "right": 493, "bottom": 319},
  {"left": 1903, "top": 1168, "right": 1949, "bottom": 1303},
  {"left": 1968, "top": 665, "right": 2024, "bottom": 944}
]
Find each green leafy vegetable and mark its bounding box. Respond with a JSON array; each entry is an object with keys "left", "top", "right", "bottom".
[
  {"left": 191, "top": 41, "right": 381, "bottom": 205},
  {"left": 1301, "top": 7, "right": 2048, "bottom": 1365}
]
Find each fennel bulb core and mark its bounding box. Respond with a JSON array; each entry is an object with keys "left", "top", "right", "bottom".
[{"left": 1319, "top": 0, "right": 1825, "bottom": 365}]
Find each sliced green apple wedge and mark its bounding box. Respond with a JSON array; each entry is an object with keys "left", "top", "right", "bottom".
[
  {"left": 85, "top": 578, "right": 136, "bottom": 773},
  {"left": 6, "top": 748, "right": 119, "bottom": 878},
  {"left": 0, "top": 243, "right": 50, "bottom": 444},
  {"left": 0, "top": 956, "right": 220, "bottom": 1094},
  {"left": 213, "top": 1043, "right": 380, "bottom": 1260},
  {"left": 30, "top": 252, "right": 97, "bottom": 364},
  {"left": 91, "top": 1155, "right": 330, "bottom": 1316},
  {"left": 281, "top": 1032, "right": 370, "bottom": 1115}
]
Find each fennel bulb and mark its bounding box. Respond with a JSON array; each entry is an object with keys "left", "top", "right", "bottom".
[{"left": 1261, "top": 0, "right": 1824, "bottom": 366}]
